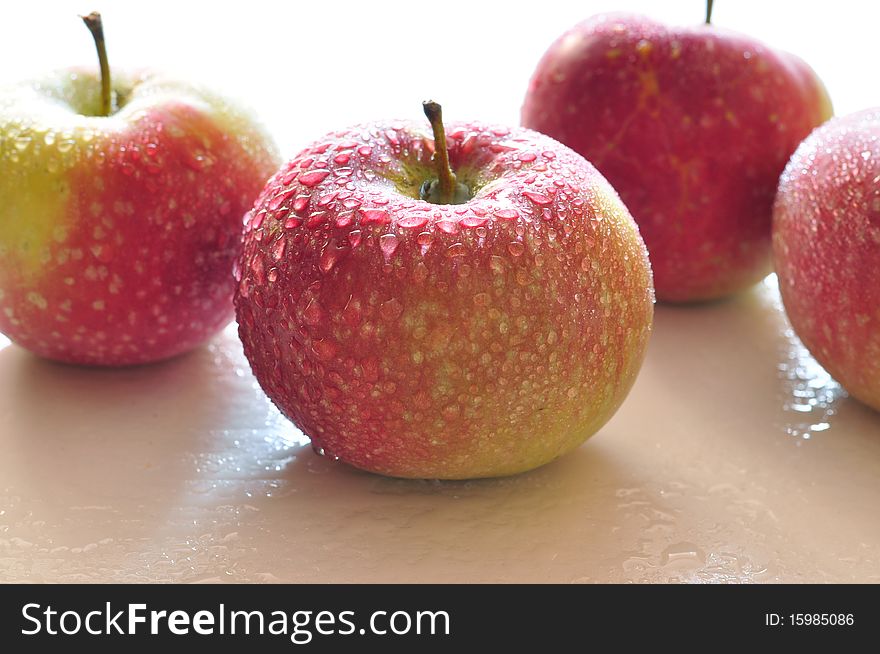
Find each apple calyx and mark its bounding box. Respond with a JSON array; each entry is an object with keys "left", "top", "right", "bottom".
[
  {"left": 80, "top": 11, "right": 113, "bottom": 116},
  {"left": 419, "top": 100, "right": 472, "bottom": 205},
  {"left": 705, "top": 0, "right": 714, "bottom": 25}
]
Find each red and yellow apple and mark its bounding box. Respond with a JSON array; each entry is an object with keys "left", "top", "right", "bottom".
[
  {"left": 773, "top": 108, "right": 880, "bottom": 412},
  {"left": 0, "top": 14, "right": 279, "bottom": 365},
  {"left": 522, "top": 11, "right": 831, "bottom": 302},
  {"left": 235, "top": 103, "right": 654, "bottom": 479}
]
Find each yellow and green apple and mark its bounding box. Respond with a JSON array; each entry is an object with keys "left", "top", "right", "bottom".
[{"left": 0, "top": 13, "right": 280, "bottom": 365}]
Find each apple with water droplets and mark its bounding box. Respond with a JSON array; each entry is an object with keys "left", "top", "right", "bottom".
[
  {"left": 773, "top": 108, "right": 880, "bottom": 412},
  {"left": 522, "top": 4, "right": 832, "bottom": 302},
  {"left": 235, "top": 101, "right": 654, "bottom": 479},
  {"left": 0, "top": 13, "right": 280, "bottom": 365}
]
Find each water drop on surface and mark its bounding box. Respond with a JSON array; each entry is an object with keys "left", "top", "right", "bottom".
[
  {"left": 320, "top": 242, "right": 350, "bottom": 273},
  {"left": 437, "top": 220, "right": 459, "bottom": 234},
  {"left": 380, "top": 233, "right": 400, "bottom": 260},
  {"left": 508, "top": 241, "right": 525, "bottom": 256},
  {"left": 661, "top": 542, "right": 705, "bottom": 566},
  {"left": 461, "top": 215, "right": 489, "bottom": 228},
  {"left": 523, "top": 191, "right": 552, "bottom": 206},
  {"left": 398, "top": 214, "right": 428, "bottom": 229},
  {"left": 293, "top": 196, "right": 310, "bottom": 213},
  {"left": 359, "top": 209, "right": 391, "bottom": 225},
  {"left": 299, "top": 170, "right": 331, "bottom": 187},
  {"left": 268, "top": 190, "right": 294, "bottom": 211},
  {"left": 272, "top": 238, "right": 287, "bottom": 261}
]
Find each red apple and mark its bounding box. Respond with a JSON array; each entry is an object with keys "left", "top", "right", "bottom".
[
  {"left": 773, "top": 108, "right": 880, "bottom": 412},
  {"left": 0, "top": 13, "right": 280, "bottom": 365},
  {"left": 522, "top": 9, "right": 831, "bottom": 302},
  {"left": 235, "top": 102, "right": 654, "bottom": 479}
]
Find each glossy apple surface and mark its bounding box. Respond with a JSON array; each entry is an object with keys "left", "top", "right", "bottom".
[
  {"left": 773, "top": 108, "right": 880, "bottom": 412},
  {"left": 0, "top": 68, "right": 280, "bottom": 364},
  {"left": 235, "top": 119, "right": 654, "bottom": 479},
  {"left": 522, "top": 13, "right": 831, "bottom": 302}
]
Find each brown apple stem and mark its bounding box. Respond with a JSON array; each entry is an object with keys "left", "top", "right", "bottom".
[
  {"left": 705, "top": 0, "right": 714, "bottom": 24},
  {"left": 422, "top": 101, "right": 457, "bottom": 204},
  {"left": 81, "top": 12, "right": 112, "bottom": 116}
]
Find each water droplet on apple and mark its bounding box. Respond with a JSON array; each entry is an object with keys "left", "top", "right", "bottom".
[
  {"left": 359, "top": 208, "right": 391, "bottom": 225},
  {"left": 14, "top": 135, "right": 31, "bottom": 151},
  {"left": 508, "top": 241, "right": 525, "bottom": 256},
  {"left": 272, "top": 238, "right": 287, "bottom": 261},
  {"left": 317, "top": 191, "right": 338, "bottom": 208},
  {"left": 494, "top": 208, "right": 519, "bottom": 221},
  {"left": 461, "top": 215, "right": 489, "bottom": 228},
  {"left": 415, "top": 231, "right": 433, "bottom": 255},
  {"left": 320, "top": 241, "right": 350, "bottom": 273},
  {"left": 299, "top": 170, "right": 331, "bottom": 187},
  {"left": 523, "top": 191, "right": 552, "bottom": 206},
  {"left": 250, "top": 256, "right": 266, "bottom": 284},
  {"left": 380, "top": 233, "right": 400, "bottom": 260},
  {"left": 268, "top": 189, "right": 295, "bottom": 210},
  {"left": 437, "top": 220, "right": 458, "bottom": 234},
  {"left": 293, "top": 196, "right": 310, "bottom": 213},
  {"left": 398, "top": 214, "right": 428, "bottom": 229},
  {"left": 446, "top": 243, "right": 466, "bottom": 258},
  {"left": 348, "top": 230, "right": 362, "bottom": 248}
]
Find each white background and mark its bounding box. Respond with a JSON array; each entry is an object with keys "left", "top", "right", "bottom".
[{"left": 1, "top": 0, "right": 877, "bottom": 158}]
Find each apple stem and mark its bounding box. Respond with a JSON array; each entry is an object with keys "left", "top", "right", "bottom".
[
  {"left": 705, "top": 0, "right": 714, "bottom": 24},
  {"left": 81, "top": 12, "right": 112, "bottom": 116},
  {"left": 422, "top": 101, "right": 458, "bottom": 204}
]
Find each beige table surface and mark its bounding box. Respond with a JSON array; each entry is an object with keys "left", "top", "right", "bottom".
[{"left": 1, "top": 276, "right": 877, "bottom": 583}]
